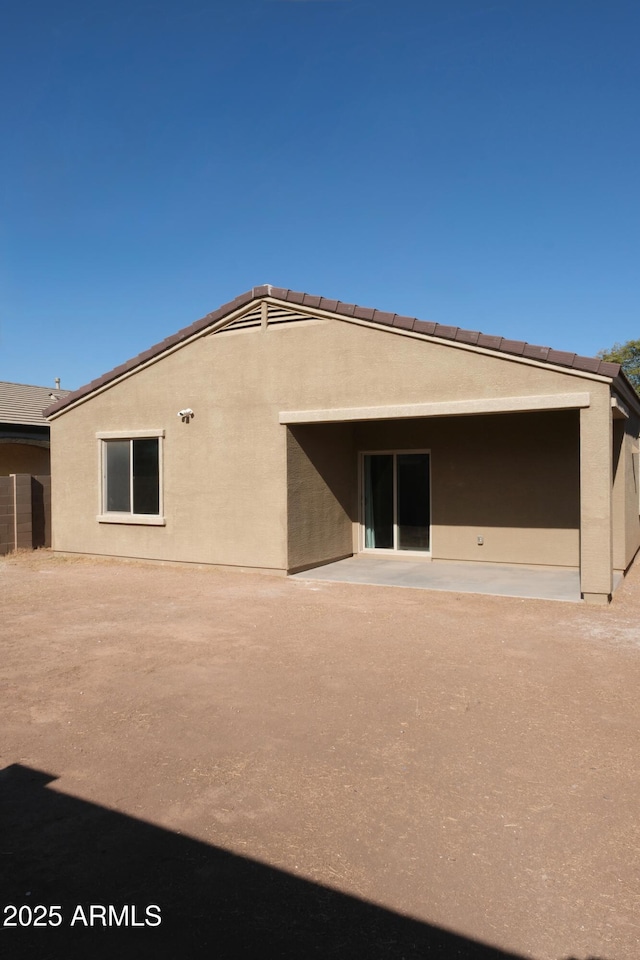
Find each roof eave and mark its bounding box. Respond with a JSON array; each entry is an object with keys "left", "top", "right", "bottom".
[{"left": 611, "top": 370, "right": 640, "bottom": 416}]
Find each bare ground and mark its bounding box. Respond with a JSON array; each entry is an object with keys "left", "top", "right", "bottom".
[{"left": 1, "top": 549, "right": 639, "bottom": 959}]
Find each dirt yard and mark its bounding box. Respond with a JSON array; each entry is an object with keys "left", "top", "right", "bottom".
[{"left": 1, "top": 550, "right": 639, "bottom": 960}]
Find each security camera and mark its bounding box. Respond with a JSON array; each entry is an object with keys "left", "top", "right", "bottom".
[{"left": 177, "top": 408, "right": 194, "bottom": 419}]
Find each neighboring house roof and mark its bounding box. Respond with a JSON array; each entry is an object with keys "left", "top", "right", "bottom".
[
  {"left": 0, "top": 381, "right": 70, "bottom": 426},
  {"left": 44, "top": 285, "right": 632, "bottom": 418}
]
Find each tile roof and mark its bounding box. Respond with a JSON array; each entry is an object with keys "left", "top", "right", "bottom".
[
  {"left": 44, "top": 285, "right": 625, "bottom": 418},
  {"left": 1, "top": 381, "right": 70, "bottom": 426}
]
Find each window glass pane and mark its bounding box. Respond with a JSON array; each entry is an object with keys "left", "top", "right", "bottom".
[
  {"left": 133, "top": 439, "right": 159, "bottom": 514},
  {"left": 105, "top": 441, "right": 131, "bottom": 512},
  {"left": 397, "top": 453, "right": 430, "bottom": 551},
  {"left": 364, "top": 454, "right": 393, "bottom": 548}
]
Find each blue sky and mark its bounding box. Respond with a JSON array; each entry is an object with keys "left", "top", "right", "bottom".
[{"left": 1, "top": 0, "right": 638, "bottom": 390}]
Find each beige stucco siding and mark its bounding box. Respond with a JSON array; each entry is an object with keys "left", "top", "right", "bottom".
[
  {"left": 612, "top": 410, "right": 640, "bottom": 571},
  {"left": 579, "top": 395, "right": 614, "bottom": 597},
  {"left": 51, "top": 333, "right": 289, "bottom": 569},
  {"left": 286, "top": 423, "right": 356, "bottom": 572},
  {"left": 625, "top": 412, "right": 640, "bottom": 567},
  {"left": 0, "top": 443, "right": 50, "bottom": 476},
  {"left": 51, "top": 313, "right": 612, "bottom": 574}
]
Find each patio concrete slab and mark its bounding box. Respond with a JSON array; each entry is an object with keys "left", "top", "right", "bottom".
[{"left": 293, "top": 555, "right": 587, "bottom": 602}]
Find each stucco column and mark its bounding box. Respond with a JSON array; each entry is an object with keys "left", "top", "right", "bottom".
[
  {"left": 611, "top": 417, "right": 627, "bottom": 573},
  {"left": 579, "top": 396, "right": 613, "bottom": 603}
]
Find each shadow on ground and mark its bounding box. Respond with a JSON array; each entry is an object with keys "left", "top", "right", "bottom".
[{"left": 0, "top": 764, "right": 605, "bottom": 960}]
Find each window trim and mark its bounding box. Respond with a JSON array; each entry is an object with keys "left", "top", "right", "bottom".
[{"left": 97, "top": 429, "right": 165, "bottom": 525}]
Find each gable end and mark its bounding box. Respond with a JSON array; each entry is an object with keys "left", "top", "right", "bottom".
[{"left": 44, "top": 285, "right": 629, "bottom": 420}]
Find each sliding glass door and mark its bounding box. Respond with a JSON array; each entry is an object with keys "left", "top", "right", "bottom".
[{"left": 362, "top": 451, "right": 431, "bottom": 553}]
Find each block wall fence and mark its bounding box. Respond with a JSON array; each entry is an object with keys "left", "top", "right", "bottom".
[{"left": 0, "top": 474, "right": 51, "bottom": 555}]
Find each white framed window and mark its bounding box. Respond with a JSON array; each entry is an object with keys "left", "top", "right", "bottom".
[{"left": 97, "top": 430, "right": 165, "bottom": 525}]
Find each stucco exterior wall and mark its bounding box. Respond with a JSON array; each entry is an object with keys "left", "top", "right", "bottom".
[
  {"left": 286, "top": 423, "right": 355, "bottom": 572},
  {"left": 625, "top": 412, "right": 640, "bottom": 567},
  {"left": 50, "top": 332, "right": 290, "bottom": 570},
  {"left": 50, "top": 312, "right": 614, "bottom": 574},
  {"left": 0, "top": 443, "right": 50, "bottom": 477},
  {"left": 612, "top": 410, "right": 640, "bottom": 572},
  {"left": 579, "top": 396, "right": 614, "bottom": 599}
]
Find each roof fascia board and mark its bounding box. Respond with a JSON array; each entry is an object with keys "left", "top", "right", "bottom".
[
  {"left": 280, "top": 392, "right": 592, "bottom": 425},
  {"left": 262, "top": 298, "right": 613, "bottom": 385},
  {"left": 611, "top": 376, "right": 640, "bottom": 417}
]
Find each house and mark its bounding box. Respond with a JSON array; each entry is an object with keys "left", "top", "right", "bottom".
[
  {"left": 0, "top": 380, "right": 69, "bottom": 554},
  {"left": 45, "top": 285, "right": 640, "bottom": 604},
  {"left": 0, "top": 380, "right": 68, "bottom": 476}
]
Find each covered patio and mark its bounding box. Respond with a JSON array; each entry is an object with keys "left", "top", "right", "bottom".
[{"left": 283, "top": 380, "right": 632, "bottom": 605}]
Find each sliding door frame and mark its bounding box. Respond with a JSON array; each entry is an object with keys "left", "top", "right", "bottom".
[{"left": 358, "top": 449, "right": 432, "bottom": 557}]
